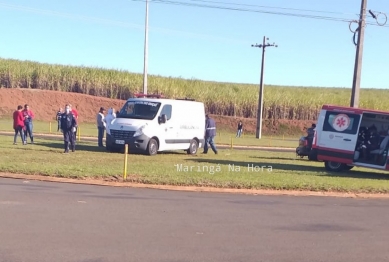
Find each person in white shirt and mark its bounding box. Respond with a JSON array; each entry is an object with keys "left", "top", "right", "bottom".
[{"left": 104, "top": 108, "right": 116, "bottom": 133}]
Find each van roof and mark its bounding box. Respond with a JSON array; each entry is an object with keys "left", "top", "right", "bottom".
[
  {"left": 322, "top": 104, "right": 389, "bottom": 115},
  {"left": 126, "top": 97, "right": 203, "bottom": 104}
]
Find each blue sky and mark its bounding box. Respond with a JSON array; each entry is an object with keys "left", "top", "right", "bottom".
[{"left": 0, "top": 0, "right": 388, "bottom": 88}]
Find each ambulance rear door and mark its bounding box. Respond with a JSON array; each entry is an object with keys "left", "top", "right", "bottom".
[{"left": 317, "top": 110, "right": 361, "bottom": 164}]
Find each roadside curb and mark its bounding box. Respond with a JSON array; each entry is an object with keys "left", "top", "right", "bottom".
[
  {"left": 1, "top": 172, "right": 389, "bottom": 199},
  {"left": 0, "top": 131, "right": 295, "bottom": 151}
]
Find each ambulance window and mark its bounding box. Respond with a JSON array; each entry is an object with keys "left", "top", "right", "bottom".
[
  {"left": 323, "top": 112, "right": 360, "bottom": 135},
  {"left": 160, "top": 104, "right": 172, "bottom": 120}
]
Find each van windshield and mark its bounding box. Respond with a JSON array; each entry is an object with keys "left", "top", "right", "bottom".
[{"left": 118, "top": 101, "right": 161, "bottom": 120}]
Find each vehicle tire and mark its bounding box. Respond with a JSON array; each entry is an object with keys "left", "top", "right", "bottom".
[
  {"left": 146, "top": 138, "right": 158, "bottom": 156},
  {"left": 187, "top": 139, "right": 198, "bottom": 155},
  {"left": 324, "top": 161, "right": 346, "bottom": 172},
  {"left": 308, "top": 149, "right": 318, "bottom": 161},
  {"left": 296, "top": 147, "right": 300, "bottom": 155},
  {"left": 344, "top": 165, "right": 354, "bottom": 171}
]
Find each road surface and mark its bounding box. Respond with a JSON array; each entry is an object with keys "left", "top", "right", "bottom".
[{"left": 1, "top": 178, "right": 389, "bottom": 262}]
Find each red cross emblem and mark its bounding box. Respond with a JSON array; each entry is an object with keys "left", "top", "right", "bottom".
[
  {"left": 332, "top": 114, "right": 350, "bottom": 132},
  {"left": 336, "top": 117, "right": 346, "bottom": 128}
]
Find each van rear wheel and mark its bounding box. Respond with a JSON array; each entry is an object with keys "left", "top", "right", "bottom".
[
  {"left": 324, "top": 161, "right": 346, "bottom": 172},
  {"left": 187, "top": 139, "right": 198, "bottom": 155}
]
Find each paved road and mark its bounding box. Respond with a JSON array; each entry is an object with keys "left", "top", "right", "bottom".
[
  {"left": 1, "top": 178, "right": 389, "bottom": 262},
  {"left": 0, "top": 131, "right": 295, "bottom": 152}
]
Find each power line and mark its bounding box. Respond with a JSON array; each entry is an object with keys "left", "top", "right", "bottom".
[
  {"left": 130, "top": 0, "right": 359, "bottom": 23},
  {"left": 0, "top": 2, "right": 251, "bottom": 45},
  {"left": 183, "top": 0, "right": 360, "bottom": 16},
  {"left": 130, "top": 0, "right": 389, "bottom": 27}
]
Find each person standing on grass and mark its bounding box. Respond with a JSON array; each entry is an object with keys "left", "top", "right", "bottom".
[
  {"left": 56, "top": 107, "right": 63, "bottom": 131},
  {"left": 69, "top": 104, "right": 79, "bottom": 144},
  {"left": 96, "top": 107, "right": 106, "bottom": 147},
  {"left": 22, "top": 104, "right": 35, "bottom": 144},
  {"left": 104, "top": 108, "right": 116, "bottom": 134},
  {"left": 60, "top": 105, "right": 77, "bottom": 153},
  {"left": 13, "top": 105, "right": 26, "bottom": 145},
  {"left": 236, "top": 121, "right": 243, "bottom": 138},
  {"left": 203, "top": 114, "right": 218, "bottom": 154}
]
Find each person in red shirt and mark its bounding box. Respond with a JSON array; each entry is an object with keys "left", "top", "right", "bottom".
[
  {"left": 69, "top": 104, "right": 79, "bottom": 145},
  {"left": 13, "top": 105, "right": 26, "bottom": 145},
  {"left": 69, "top": 104, "right": 78, "bottom": 121},
  {"left": 22, "top": 104, "right": 35, "bottom": 144}
]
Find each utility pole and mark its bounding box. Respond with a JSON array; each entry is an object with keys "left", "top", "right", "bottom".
[
  {"left": 142, "top": 0, "right": 149, "bottom": 95},
  {"left": 350, "top": 0, "right": 367, "bottom": 108},
  {"left": 252, "top": 36, "right": 277, "bottom": 139}
]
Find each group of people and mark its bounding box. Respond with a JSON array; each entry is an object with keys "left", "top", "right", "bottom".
[
  {"left": 96, "top": 107, "right": 118, "bottom": 147},
  {"left": 356, "top": 124, "right": 382, "bottom": 161},
  {"left": 12, "top": 104, "right": 227, "bottom": 156},
  {"left": 12, "top": 104, "right": 35, "bottom": 145}
]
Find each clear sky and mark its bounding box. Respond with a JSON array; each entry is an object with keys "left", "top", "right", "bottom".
[{"left": 0, "top": 0, "right": 388, "bottom": 88}]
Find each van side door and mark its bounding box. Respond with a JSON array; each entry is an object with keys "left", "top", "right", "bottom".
[
  {"left": 159, "top": 104, "right": 175, "bottom": 145},
  {"left": 317, "top": 111, "right": 361, "bottom": 163}
]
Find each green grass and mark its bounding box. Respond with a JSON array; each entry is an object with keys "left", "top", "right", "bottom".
[
  {"left": 1, "top": 57, "right": 388, "bottom": 120},
  {"left": 1, "top": 136, "right": 389, "bottom": 193},
  {"left": 0, "top": 119, "right": 298, "bottom": 148}
]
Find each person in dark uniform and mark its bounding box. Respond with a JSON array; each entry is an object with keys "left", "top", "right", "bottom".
[
  {"left": 56, "top": 107, "right": 63, "bottom": 132},
  {"left": 203, "top": 114, "right": 218, "bottom": 154},
  {"left": 236, "top": 121, "right": 243, "bottom": 138},
  {"left": 306, "top": 123, "right": 316, "bottom": 148},
  {"left": 60, "top": 105, "right": 77, "bottom": 153},
  {"left": 362, "top": 125, "right": 380, "bottom": 160}
]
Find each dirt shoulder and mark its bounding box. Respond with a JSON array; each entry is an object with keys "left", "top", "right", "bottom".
[{"left": 1, "top": 172, "right": 389, "bottom": 199}]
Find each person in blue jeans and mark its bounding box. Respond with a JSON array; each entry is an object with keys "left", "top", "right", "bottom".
[
  {"left": 203, "top": 114, "right": 218, "bottom": 154},
  {"left": 236, "top": 121, "right": 243, "bottom": 138},
  {"left": 96, "top": 107, "right": 106, "bottom": 147},
  {"left": 22, "top": 104, "right": 35, "bottom": 144},
  {"left": 13, "top": 105, "right": 27, "bottom": 145}
]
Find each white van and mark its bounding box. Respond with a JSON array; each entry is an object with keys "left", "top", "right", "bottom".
[
  {"left": 106, "top": 94, "right": 206, "bottom": 155},
  {"left": 315, "top": 104, "right": 389, "bottom": 172}
]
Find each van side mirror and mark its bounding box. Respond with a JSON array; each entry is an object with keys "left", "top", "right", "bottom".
[{"left": 158, "top": 114, "right": 167, "bottom": 124}]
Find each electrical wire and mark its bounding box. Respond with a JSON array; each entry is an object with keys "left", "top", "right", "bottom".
[
  {"left": 130, "top": 0, "right": 355, "bottom": 23},
  {"left": 130, "top": 0, "right": 388, "bottom": 27},
  {"left": 0, "top": 2, "right": 252, "bottom": 45},
  {"left": 182, "top": 0, "right": 360, "bottom": 16}
]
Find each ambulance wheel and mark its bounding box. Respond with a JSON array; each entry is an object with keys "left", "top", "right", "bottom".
[
  {"left": 324, "top": 161, "right": 346, "bottom": 172},
  {"left": 146, "top": 138, "right": 158, "bottom": 156},
  {"left": 187, "top": 139, "right": 198, "bottom": 155},
  {"left": 344, "top": 165, "right": 354, "bottom": 171},
  {"left": 308, "top": 150, "right": 318, "bottom": 161}
]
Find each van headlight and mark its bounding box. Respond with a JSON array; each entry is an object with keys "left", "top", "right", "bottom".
[
  {"left": 106, "top": 128, "right": 111, "bottom": 135},
  {"left": 134, "top": 125, "right": 146, "bottom": 137}
]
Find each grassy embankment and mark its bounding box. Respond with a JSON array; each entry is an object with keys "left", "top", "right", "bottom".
[
  {"left": 1, "top": 136, "right": 389, "bottom": 193},
  {"left": 0, "top": 119, "right": 297, "bottom": 148},
  {"left": 1, "top": 57, "right": 388, "bottom": 120}
]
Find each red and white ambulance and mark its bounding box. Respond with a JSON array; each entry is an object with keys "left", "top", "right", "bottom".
[{"left": 315, "top": 104, "right": 389, "bottom": 172}]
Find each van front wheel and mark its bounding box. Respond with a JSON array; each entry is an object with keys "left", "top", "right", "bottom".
[
  {"left": 187, "top": 139, "right": 198, "bottom": 155},
  {"left": 146, "top": 138, "right": 158, "bottom": 156},
  {"left": 324, "top": 161, "right": 346, "bottom": 172}
]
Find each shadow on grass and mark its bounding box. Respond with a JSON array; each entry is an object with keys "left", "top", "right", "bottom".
[
  {"left": 37, "top": 141, "right": 107, "bottom": 153},
  {"left": 249, "top": 156, "right": 305, "bottom": 161},
  {"left": 184, "top": 158, "right": 389, "bottom": 180}
]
